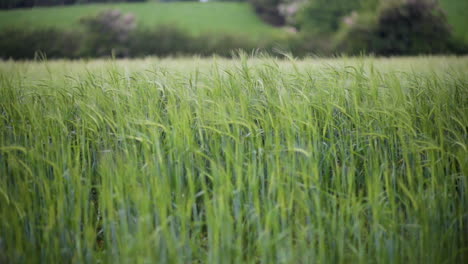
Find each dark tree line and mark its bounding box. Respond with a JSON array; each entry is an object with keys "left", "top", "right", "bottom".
[{"left": 0, "top": 0, "right": 146, "bottom": 9}]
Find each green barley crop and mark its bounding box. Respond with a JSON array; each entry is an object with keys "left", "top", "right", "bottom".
[{"left": 0, "top": 55, "right": 467, "bottom": 263}]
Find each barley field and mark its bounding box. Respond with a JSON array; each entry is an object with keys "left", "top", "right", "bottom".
[{"left": 0, "top": 56, "right": 467, "bottom": 263}]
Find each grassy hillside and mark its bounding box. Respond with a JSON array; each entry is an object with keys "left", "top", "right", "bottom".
[
  {"left": 439, "top": 0, "right": 468, "bottom": 42},
  {"left": 0, "top": 2, "right": 283, "bottom": 38}
]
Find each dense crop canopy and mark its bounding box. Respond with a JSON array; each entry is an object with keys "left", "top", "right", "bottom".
[{"left": 0, "top": 56, "right": 467, "bottom": 263}]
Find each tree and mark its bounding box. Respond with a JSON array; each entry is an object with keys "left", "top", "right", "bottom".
[
  {"left": 338, "top": 0, "right": 458, "bottom": 55},
  {"left": 295, "top": 0, "right": 378, "bottom": 34},
  {"left": 248, "top": 0, "right": 286, "bottom": 26}
]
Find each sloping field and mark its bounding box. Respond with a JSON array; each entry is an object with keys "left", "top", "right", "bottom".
[
  {"left": 1, "top": 56, "right": 467, "bottom": 263},
  {"left": 0, "top": 2, "right": 283, "bottom": 38}
]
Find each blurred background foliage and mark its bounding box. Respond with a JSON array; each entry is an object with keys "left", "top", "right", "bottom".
[
  {"left": 0, "top": 0, "right": 466, "bottom": 58},
  {"left": 0, "top": 0, "right": 146, "bottom": 9}
]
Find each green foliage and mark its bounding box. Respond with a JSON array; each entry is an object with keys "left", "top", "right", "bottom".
[
  {"left": 129, "top": 25, "right": 195, "bottom": 57},
  {"left": 194, "top": 32, "right": 259, "bottom": 56},
  {"left": 128, "top": 25, "right": 268, "bottom": 58},
  {"left": 296, "top": 0, "right": 366, "bottom": 34},
  {"left": 0, "top": 28, "right": 81, "bottom": 59},
  {"left": 0, "top": 22, "right": 283, "bottom": 59},
  {"left": 0, "top": 0, "right": 28, "bottom": 9},
  {"left": 373, "top": 0, "right": 452, "bottom": 54},
  {"left": 338, "top": 0, "right": 466, "bottom": 55},
  {"left": 1, "top": 57, "right": 467, "bottom": 263},
  {"left": 248, "top": 0, "right": 285, "bottom": 26},
  {"left": 79, "top": 9, "right": 136, "bottom": 57}
]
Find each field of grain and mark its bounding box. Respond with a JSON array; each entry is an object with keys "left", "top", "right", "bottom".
[{"left": 0, "top": 56, "right": 467, "bottom": 263}]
